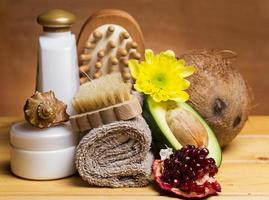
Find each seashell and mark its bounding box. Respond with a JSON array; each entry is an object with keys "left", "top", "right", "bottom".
[{"left": 24, "top": 91, "right": 69, "bottom": 128}]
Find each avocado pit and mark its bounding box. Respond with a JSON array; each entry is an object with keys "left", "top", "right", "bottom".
[{"left": 166, "top": 107, "right": 208, "bottom": 147}]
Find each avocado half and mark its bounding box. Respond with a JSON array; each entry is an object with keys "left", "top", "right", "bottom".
[{"left": 143, "top": 96, "right": 222, "bottom": 167}]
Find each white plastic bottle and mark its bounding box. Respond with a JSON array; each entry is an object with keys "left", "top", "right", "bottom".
[
  {"left": 10, "top": 9, "right": 80, "bottom": 180},
  {"left": 37, "top": 9, "right": 79, "bottom": 114}
]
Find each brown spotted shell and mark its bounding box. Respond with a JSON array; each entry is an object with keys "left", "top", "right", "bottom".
[{"left": 24, "top": 91, "right": 69, "bottom": 128}]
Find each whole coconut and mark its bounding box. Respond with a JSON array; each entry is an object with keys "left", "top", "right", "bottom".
[{"left": 179, "top": 50, "right": 250, "bottom": 147}]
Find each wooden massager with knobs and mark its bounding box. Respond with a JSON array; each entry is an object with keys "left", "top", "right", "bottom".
[{"left": 77, "top": 9, "right": 145, "bottom": 84}]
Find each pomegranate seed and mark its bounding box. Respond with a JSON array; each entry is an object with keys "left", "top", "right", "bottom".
[
  {"left": 160, "top": 145, "right": 220, "bottom": 195},
  {"left": 199, "top": 148, "right": 209, "bottom": 156}
]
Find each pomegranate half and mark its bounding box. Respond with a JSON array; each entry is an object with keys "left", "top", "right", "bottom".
[{"left": 153, "top": 145, "right": 221, "bottom": 198}]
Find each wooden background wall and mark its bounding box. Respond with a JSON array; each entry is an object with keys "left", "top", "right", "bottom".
[{"left": 0, "top": 0, "right": 268, "bottom": 116}]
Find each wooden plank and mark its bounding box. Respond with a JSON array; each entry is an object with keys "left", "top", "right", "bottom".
[
  {"left": 222, "top": 135, "right": 269, "bottom": 162},
  {"left": 1, "top": 136, "right": 269, "bottom": 196},
  {"left": 0, "top": 157, "right": 268, "bottom": 196},
  {"left": 0, "top": 140, "right": 9, "bottom": 153},
  {"left": 1, "top": 196, "right": 269, "bottom": 200},
  {"left": 240, "top": 116, "right": 269, "bottom": 134},
  {"left": 0, "top": 117, "right": 22, "bottom": 139},
  {"left": 1, "top": 197, "right": 173, "bottom": 200},
  {"left": 1, "top": 116, "right": 269, "bottom": 198},
  {"left": 217, "top": 163, "right": 269, "bottom": 195}
]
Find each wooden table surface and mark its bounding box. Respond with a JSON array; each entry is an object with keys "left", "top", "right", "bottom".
[{"left": 0, "top": 116, "right": 269, "bottom": 200}]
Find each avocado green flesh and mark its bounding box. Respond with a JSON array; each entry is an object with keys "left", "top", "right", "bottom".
[{"left": 143, "top": 96, "right": 222, "bottom": 167}]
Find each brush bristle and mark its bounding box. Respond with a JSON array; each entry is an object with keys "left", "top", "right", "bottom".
[{"left": 72, "top": 73, "right": 131, "bottom": 113}]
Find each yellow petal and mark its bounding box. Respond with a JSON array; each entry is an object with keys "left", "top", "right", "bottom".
[
  {"left": 177, "top": 59, "right": 186, "bottom": 66},
  {"left": 171, "top": 91, "right": 190, "bottom": 102},
  {"left": 180, "top": 66, "right": 196, "bottom": 78},
  {"left": 152, "top": 94, "right": 162, "bottom": 102},
  {"left": 145, "top": 49, "right": 154, "bottom": 64},
  {"left": 134, "top": 85, "right": 141, "bottom": 93},
  {"left": 128, "top": 59, "right": 140, "bottom": 79},
  {"left": 163, "top": 50, "right": 175, "bottom": 57},
  {"left": 176, "top": 79, "right": 190, "bottom": 90}
]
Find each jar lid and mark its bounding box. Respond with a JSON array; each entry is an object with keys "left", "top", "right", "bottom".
[
  {"left": 37, "top": 9, "right": 76, "bottom": 32},
  {"left": 10, "top": 121, "right": 79, "bottom": 151}
]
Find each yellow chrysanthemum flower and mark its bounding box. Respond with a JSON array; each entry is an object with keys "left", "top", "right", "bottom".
[{"left": 128, "top": 49, "right": 195, "bottom": 102}]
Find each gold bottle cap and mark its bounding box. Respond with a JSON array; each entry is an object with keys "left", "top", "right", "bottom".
[{"left": 37, "top": 9, "right": 76, "bottom": 32}]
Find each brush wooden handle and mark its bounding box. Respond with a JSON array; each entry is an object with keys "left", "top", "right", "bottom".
[{"left": 69, "top": 97, "right": 142, "bottom": 132}]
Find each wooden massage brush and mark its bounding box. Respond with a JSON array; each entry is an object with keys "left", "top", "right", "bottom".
[
  {"left": 69, "top": 73, "right": 142, "bottom": 133},
  {"left": 77, "top": 9, "right": 145, "bottom": 84}
]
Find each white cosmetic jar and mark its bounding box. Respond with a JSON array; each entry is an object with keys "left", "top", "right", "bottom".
[{"left": 10, "top": 121, "right": 79, "bottom": 180}]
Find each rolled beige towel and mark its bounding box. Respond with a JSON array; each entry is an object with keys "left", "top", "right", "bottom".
[{"left": 75, "top": 116, "right": 154, "bottom": 187}]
